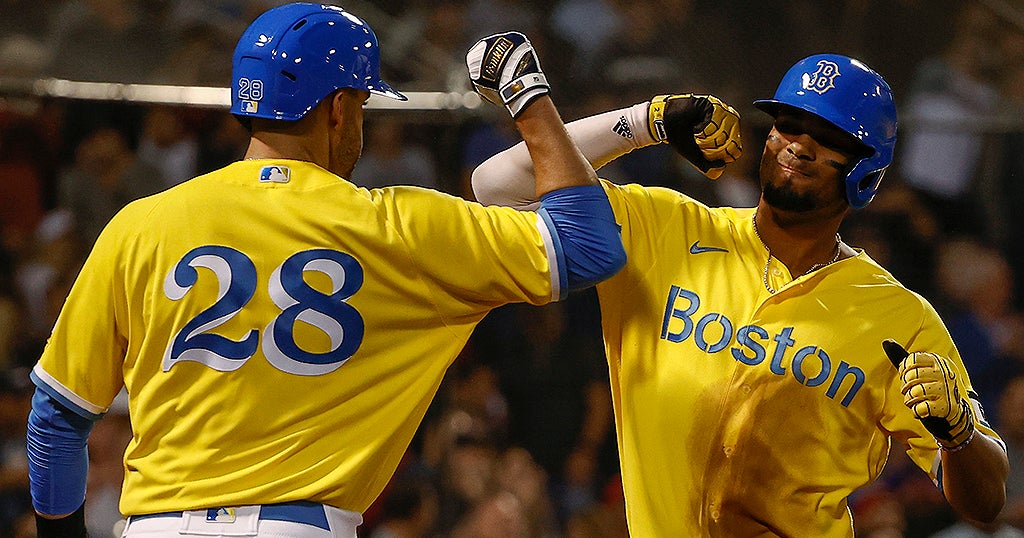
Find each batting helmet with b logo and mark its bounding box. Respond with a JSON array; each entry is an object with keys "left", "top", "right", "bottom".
[{"left": 753, "top": 54, "right": 897, "bottom": 209}]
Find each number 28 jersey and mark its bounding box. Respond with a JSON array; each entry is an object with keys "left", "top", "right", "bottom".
[{"left": 32, "top": 160, "right": 562, "bottom": 515}]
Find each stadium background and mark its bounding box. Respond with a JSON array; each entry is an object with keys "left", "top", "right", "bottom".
[{"left": 1, "top": 0, "right": 1023, "bottom": 536}]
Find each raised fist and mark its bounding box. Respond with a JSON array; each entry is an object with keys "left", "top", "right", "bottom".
[
  {"left": 649, "top": 94, "right": 742, "bottom": 180},
  {"left": 467, "top": 32, "right": 549, "bottom": 118}
]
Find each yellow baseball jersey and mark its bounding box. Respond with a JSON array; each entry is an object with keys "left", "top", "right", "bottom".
[
  {"left": 596, "top": 180, "right": 1001, "bottom": 537},
  {"left": 33, "top": 159, "right": 563, "bottom": 516}
]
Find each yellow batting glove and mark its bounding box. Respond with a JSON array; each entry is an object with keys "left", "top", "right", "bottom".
[
  {"left": 648, "top": 94, "right": 742, "bottom": 179},
  {"left": 882, "top": 340, "right": 975, "bottom": 451}
]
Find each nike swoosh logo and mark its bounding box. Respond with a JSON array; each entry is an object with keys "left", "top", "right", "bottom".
[{"left": 689, "top": 241, "right": 729, "bottom": 254}]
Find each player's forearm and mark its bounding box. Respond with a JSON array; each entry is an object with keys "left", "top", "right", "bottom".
[
  {"left": 514, "top": 96, "right": 598, "bottom": 197},
  {"left": 27, "top": 388, "right": 94, "bottom": 518},
  {"left": 941, "top": 433, "right": 1009, "bottom": 522},
  {"left": 474, "top": 102, "right": 656, "bottom": 208}
]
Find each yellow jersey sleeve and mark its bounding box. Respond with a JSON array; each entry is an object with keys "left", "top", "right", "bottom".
[
  {"left": 364, "top": 185, "right": 560, "bottom": 311},
  {"left": 33, "top": 197, "right": 147, "bottom": 416}
]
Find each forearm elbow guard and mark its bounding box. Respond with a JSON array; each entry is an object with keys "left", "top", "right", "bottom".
[
  {"left": 539, "top": 185, "right": 625, "bottom": 291},
  {"left": 27, "top": 388, "right": 94, "bottom": 516}
]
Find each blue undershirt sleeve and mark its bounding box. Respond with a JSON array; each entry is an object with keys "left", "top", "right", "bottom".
[
  {"left": 538, "top": 184, "right": 626, "bottom": 292},
  {"left": 27, "top": 388, "right": 95, "bottom": 515}
]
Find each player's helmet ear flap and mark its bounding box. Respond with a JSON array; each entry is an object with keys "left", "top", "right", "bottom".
[
  {"left": 230, "top": 2, "right": 406, "bottom": 123},
  {"left": 753, "top": 54, "right": 897, "bottom": 209}
]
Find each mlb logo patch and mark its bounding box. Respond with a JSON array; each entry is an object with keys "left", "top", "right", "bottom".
[
  {"left": 242, "top": 101, "right": 258, "bottom": 113},
  {"left": 260, "top": 165, "right": 290, "bottom": 183},
  {"left": 206, "top": 507, "right": 236, "bottom": 523}
]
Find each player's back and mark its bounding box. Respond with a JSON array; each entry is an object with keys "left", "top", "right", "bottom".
[{"left": 71, "top": 159, "right": 555, "bottom": 514}]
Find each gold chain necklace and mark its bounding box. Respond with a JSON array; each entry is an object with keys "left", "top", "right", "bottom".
[{"left": 752, "top": 214, "right": 841, "bottom": 294}]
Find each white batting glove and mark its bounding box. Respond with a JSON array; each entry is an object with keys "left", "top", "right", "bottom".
[
  {"left": 883, "top": 339, "right": 976, "bottom": 451},
  {"left": 467, "top": 31, "right": 550, "bottom": 118}
]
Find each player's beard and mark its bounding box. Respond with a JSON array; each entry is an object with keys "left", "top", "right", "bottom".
[
  {"left": 330, "top": 126, "right": 363, "bottom": 180},
  {"left": 760, "top": 163, "right": 847, "bottom": 213},
  {"left": 762, "top": 181, "right": 817, "bottom": 212}
]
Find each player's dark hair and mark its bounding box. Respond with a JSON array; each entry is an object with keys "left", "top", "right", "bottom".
[
  {"left": 234, "top": 89, "right": 343, "bottom": 135},
  {"left": 233, "top": 114, "right": 253, "bottom": 133}
]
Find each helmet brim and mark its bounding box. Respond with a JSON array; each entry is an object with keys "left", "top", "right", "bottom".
[{"left": 368, "top": 80, "right": 407, "bottom": 101}]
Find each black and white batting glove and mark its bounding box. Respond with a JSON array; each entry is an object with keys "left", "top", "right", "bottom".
[
  {"left": 648, "top": 94, "right": 742, "bottom": 179},
  {"left": 466, "top": 31, "right": 550, "bottom": 118}
]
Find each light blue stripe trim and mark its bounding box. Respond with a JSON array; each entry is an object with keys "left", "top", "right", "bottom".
[
  {"left": 30, "top": 365, "right": 106, "bottom": 420},
  {"left": 535, "top": 209, "right": 567, "bottom": 302}
]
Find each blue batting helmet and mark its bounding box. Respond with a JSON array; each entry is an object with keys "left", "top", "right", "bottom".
[
  {"left": 753, "top": 54, "right": 897, "bottom": 209},
  {"left": 231, "top": 3, "right": 406, "bottom": 122}
]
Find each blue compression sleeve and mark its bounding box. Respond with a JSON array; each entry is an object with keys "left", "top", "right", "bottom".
[
  {"left": 27, "top": 388, "right": 95, "bottom": 515},
  {"left": 538, "top": 185, "right": 625, "bottom": 292}
]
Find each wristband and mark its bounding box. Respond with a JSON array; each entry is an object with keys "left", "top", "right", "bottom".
[
  {"left": 936, "top": 428, "right": 976, "bottom": 453},
  {"left": 647, "top": 95, "right": 670, "bottom": 142},
  {"left": 36, "top": 503, "right": 87, "bottom": 538}
]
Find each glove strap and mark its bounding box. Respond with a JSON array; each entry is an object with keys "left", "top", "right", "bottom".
[
  {"left": 937, "top": 427, "right": 976, "bottom": 453},
  {"left": 501, "top": 72, "right": 548, "bottom": 104},
  {"left": 647, "top": 94, "right": 697, "bottom": 143},
  {"left": 502, "top": 72, "right": 549, "bottom": 117},
  {"left": 935, "top": 400, "right": 977, "bottom": 452},
  {"left": 647, "top": 95, "right": 670, "bottom": 142}
]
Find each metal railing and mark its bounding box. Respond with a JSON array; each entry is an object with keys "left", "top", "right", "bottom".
[{"left": 0, "top": 76, "right": 485, "bottom": 111}]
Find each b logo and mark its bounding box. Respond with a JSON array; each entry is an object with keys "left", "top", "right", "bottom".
[{"left": 801, "top": 60, "right": 840, "bottom": 95}]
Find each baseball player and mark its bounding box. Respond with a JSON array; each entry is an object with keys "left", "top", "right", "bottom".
[
  {"left": 472, "top": 54, "right": 1009, "bottom": 536},
  {"left": 25, "top": 4, "right": 625, "bottom": 537}
]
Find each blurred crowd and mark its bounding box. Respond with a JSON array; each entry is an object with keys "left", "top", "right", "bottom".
[{"left": 1, "top": 0, "right": 1024, "bottom": 537}]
